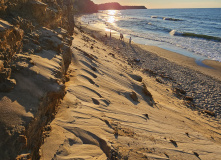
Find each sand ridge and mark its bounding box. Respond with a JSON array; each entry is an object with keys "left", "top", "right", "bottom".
[{"left": 40, "top": 28, "right": 221, "bottom": 160}]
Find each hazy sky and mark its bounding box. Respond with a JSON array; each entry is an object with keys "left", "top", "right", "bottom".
[{"left": 92, "top": 0, "right": 221, "bottom": 9}]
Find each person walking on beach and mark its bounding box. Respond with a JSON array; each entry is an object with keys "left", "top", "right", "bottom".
[
  {"left": 129, "top": 37, "right": 132, "bottom": 45},
  {"left": 119, "top": 33, "right": 124, "bottom": 41}
]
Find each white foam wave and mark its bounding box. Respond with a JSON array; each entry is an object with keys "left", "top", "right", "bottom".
[{"left": 170, "top": 30, "right": 183, "bottom": 36}]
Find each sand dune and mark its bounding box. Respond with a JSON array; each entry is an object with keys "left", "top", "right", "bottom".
[{"left": 40, "top": 28, "right": 221, "bottom": 160}]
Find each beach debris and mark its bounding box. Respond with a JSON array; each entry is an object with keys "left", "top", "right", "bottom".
[
  {"left": 201, "top": 110, "right": 215, "bottom": 117},
  {"left": 90, "top": 45, "right": 94, "bottom": 49},
  {"left": 170, "top": 139, "right": 178, "bottom": 147},
  {"left": 130, "top": 91, "right": 139, "bottom": 102},
  {"left": 193, "top": 151, "right": 199, "bottom": 158}
]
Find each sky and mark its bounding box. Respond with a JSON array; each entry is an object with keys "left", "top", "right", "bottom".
[{"left": 92, "top": 0, "right": 221, "bottom": 9}]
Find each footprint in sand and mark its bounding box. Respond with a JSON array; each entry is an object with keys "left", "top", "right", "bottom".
[
  {"left": 92, "top": 98, "right": 111, "bottom": 106},
  {"left": 129, "top": 74, "right": 143, "bottom": 82},
  {"left": 78, "top": 74, "right": 96, "bottom": 85},
  {"left": 92, "top": 98, "right": 100, "bottom": 105},
  {"left": 79, "top": 60, "right": 98, "bottom": 72},
  {"left": 81, "top": 69, "right": 97, "bottom": 78}
]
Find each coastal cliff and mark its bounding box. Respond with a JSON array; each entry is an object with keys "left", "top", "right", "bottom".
[
  {"left": 74, "top": 0, "right": 98, "bottom": 13},
  {"left": 0, "top": 0, "right": 76, "bottom": 159}
]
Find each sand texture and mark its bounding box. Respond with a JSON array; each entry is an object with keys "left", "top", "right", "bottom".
[{"left": 40, "top": 27, "right": 221, "bottom": 160}]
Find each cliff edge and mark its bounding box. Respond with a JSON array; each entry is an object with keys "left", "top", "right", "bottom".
[{"left": 0, "top": 0, "right": 76, "bottom": 159}]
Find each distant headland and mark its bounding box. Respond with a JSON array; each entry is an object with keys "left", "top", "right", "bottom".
[
  {"left": 72, "top": 1, "right": 147, "bottom": 13},
  {"left": 97, "top": 2, "right": 147, "bottom": 10}
]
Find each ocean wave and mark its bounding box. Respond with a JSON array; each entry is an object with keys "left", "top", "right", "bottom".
[
  {"left": 151, "top": 15, "right": 183, "bottom": 21},
  {"left": 163, "top": 17, "right": 183, "bottom": 21},
  {"left": 183, "top": 32, "right": 221, "bottom": 41},
  {"left": 170, "top": 30, "right": 221, "bottom": 42},
  {"left": 170, "top": 30, "right": 183, "bottom": 36}
]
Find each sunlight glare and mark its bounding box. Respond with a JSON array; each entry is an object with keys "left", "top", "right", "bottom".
[
  {"left": 108, "top": 10, "right": 116, "bottom": 16},
  {"left": 107, "top": 10, "right": 117, "bottom": 24}
]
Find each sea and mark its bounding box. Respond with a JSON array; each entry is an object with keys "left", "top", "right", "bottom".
[{"left": 81, "top": 8, "right": 221, "bottom": 63}]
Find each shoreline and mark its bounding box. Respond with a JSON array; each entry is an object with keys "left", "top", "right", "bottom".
[
  {"left": 78, "top": 18, "right": 221, "bottom": 81},
  {"left": 77, "top": 17, "right": 221, "bottom": 118},
  {"left": 79, "top": 12, "right": 221, "bottom": 66}
]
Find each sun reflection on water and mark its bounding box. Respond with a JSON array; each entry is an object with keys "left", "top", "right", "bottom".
[{"left": 107, "top": 10, "right": 117, "bottom": 23}]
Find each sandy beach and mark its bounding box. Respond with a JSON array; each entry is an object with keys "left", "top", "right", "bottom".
[{"left": 39, "top": 22, "right": 221, "bottom": 160}]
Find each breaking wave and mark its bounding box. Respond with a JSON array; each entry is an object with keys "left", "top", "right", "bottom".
[{"left": 170, "top": 30, "right": 221, "bottom": 42}]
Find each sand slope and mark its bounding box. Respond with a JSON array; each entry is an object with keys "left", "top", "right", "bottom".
[{"left": 40, "top": 29, "right": 221, "bottom": 160}]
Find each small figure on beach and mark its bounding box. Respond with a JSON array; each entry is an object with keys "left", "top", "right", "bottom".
[
  {"left": 119, "top": 33, "right": 124, "bottom": 41},
  {"left": 129, "top": 37, "right": 132, "bottom": 44},
  {"left": 110, "top": 30, "right": 112, "bottom": 38}
]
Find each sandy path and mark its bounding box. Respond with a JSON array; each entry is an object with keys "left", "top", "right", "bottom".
[{"left": 40, "top": 28, "right": 221, "bottom": 160}]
